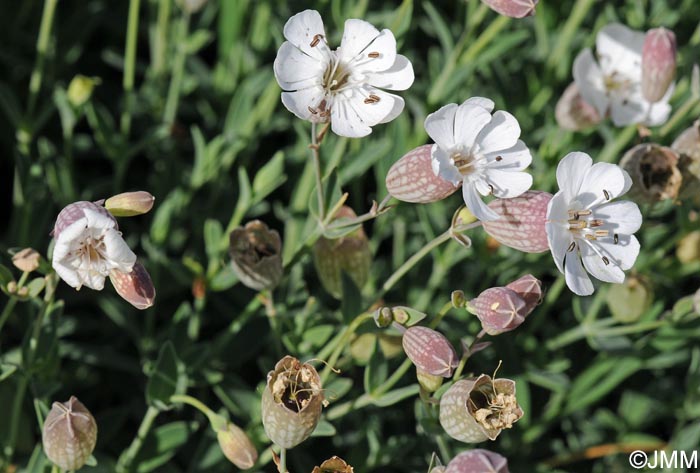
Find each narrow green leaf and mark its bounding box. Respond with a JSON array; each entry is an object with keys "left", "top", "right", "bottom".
[{"left": 146, "top": 342, "right": 187, "bottom": 409}]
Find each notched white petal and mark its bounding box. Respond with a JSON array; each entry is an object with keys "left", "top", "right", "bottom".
[
  {"left": 463, "top": 182, "right": 500, "bottom": 222},
  {"left": 283, "top": 9, "right": 328, "bottom": 61},
  {"left": 425, "top": 103, "right": 458, "bottom": 150},
  {"left": 366, "top": 54, "right": 414, "bottom": 91},
  {"left": 476, "top": 110, "right": 521, "bottom": 154}
]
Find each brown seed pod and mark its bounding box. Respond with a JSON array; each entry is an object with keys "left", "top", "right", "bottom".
[
  {"left": 312, "top": 456, "right": 354, "bottom": 473},
  {"left": 481, "top": 191, "right": 551, "bottom": 253},
  {"left": 620, "top": 143, "right": 682, "bottom": 202},
  {"left": 42, "top": 396, "right": 98, "bottom": 471},
  {"left": 229, "top": 220, "right": 283, "bottom": 291},
  {"left": 385, "top": 145, "right": 460, "bottom": 203}
]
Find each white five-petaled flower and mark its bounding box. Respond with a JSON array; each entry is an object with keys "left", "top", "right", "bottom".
[
  {"left": 546, "top": 152, "right": 642, "bottom": 296},
  {"left": 52, "top": 202, "right": 137, "bottom": 291},
  {"left": 425, "top": 97, "right": 533, "bottom": 221},
  {"left": 273, "top": 9, "right": 414, "bottom": 138},
  {"left": 573, "top": 23, "right": 672, "bottom": 127}
]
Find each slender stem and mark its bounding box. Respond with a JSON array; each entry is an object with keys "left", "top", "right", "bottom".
[
  {"left": 121, "top": 0, "right": 141, "bottom": 137},
  {"left": 153, "top": 0, "right": 172, "bottom": 77},
  {"left": 278, "top": 447, "right": 287, "bottom": 473},
  {"left": 320, "top": 312, "right": 373, "bottom": 383},
  {"left": 163, "top": 12, "right": 191, "bottom": 125},
  {"left": 453, "top": 330, "right": 486, "bottom": 380},
  {"left": 459, "top": 14, "right": 510, "bottom": 66},
  {"left": 170, "top": 394, "right": 218, "bottom": 424},
  {"left": 27, "top": 0, "right": 58, "bottom": 117},
  {"left": 429, "top": 301, "right": 454, "bottom": 329},
  {"left": 0, "top": 272, "right": 30, "bottom": 334},
  {"left": 311, "top": 122, "right": 326, "bottom": 222},
  {"left": 659, "top": 96, "right": 699, "bottom": 137},
  {"left": 115, "top": 406, "right": 160, "bottom": 473}
]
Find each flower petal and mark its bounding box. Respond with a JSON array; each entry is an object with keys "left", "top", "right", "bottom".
[
  {"left": 610, "top": 94, "right": 647, "bottom": 126},
  {"left": 282, "top": 9, "right": 329, "bottom": 62},
  {"left": 475, "top": 110, "right": 521, "bottom": 154},
  {"left": 352, "top": 87, "right": 400, "bottom": 126},
  {"left": 102, "top": 229, "right": 137, "bottom": 273},
  {"left": 425, "top": 103, "right": 458, "bottom": 150},
  {"left": 348, "top": 29, "right": 397, "bottom": 73},
  {"left": 330, "top": 94, "right": 372, "bottom": 137},
  {"left": 377, "top": 93, "right": 405, "bottom": 124},
  {"left": 431, "top": 145, "right": 463, "bottom": 185},
  {"left": 338, "top": 19, "right": 381, "bottom": 63},
  {"left": 464, "top": 96, "right": 495, "bottom": 112},
  {"left": 281, "top": 86, "right": 326, "bottom": 121},
  {"left": 83, "top": 208, "right": 117, "bottom": 230},
  {"left": 646, "top": 87, "right": 672, "bottom": 126},
  {"left": 581, "top": 241, "right": 626, "bottom": 284},
  {"left": 462, "top": 182, "right": 500, "bottom": 222},
  {"left": 53, "top": 261, "right": 82, "bottom": 289},
  {"left": 596, "top": 23, "right": 644, "bottom": 78},
  {"left": 482, "top": 169, "right": 532, "bottom": 198},
  {"left": 564, "top": 250, "right": 594, "bottom": 296},
  {"left": 274, "top": 41, "right": 324, "bottom": 91},
  {"left": 366, "top": 54, "right": 414, "bottom": 91},
  {"left": 454, "top": 102, "right": 493, "bottom": 149},
  {"left": 573, "top": 49, "right": 609, "bottom": 119},
  {"left": 545, "top": 195, "right": 572, "bottom": 274},
  {"left": 594, "top": 200, "right": 642, "bottom": 234},
  {"left": 52, "top": 218, "right": 88, "bottom": 262},
  {"left": 594, "top": 233, "right": 640, "bottom": 270},
  {"left": 556, "top": 151, "right": 592, "bottom": 202},
  {"left": 577, "top": 162, "right": 630, "bottom": 209},
  {"left": 485, "top": 140, "right": 532, "bottom": 171}
]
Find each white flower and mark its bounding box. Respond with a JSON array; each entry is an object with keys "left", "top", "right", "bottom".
[
  {"left": 573, "top": 23, "right": 672, "bottom": 127},
  {"left": 52, "top": 202, "right": 137, "bottom": 291},
  {"left": 273, "top": 9, "right": 414, "bottom": 138},
  {"left": 545, "top": 152, "right": 642, "bottom": 296},
  {"left": 425, "top": 97, "right": 533, "bottom": 221}
]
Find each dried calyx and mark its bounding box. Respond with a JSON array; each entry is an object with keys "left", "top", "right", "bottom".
[
  {"left": 469, "top": 378, "right": 520, "bottom": 432},
  {"left": 271, "top": 359, "right": 323, "bottom": 413}
]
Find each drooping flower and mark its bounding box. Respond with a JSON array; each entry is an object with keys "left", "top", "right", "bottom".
[
  {"left": 573, "top": 23, "right": 672, "bottom": 127},
  {"left": 545, "top": 152, "right": 642, "bottom": 296},
  {"left": 52, "top": 201, "right": 137, "bottom": 291},
  {"left": 273, "top": 9, "right": 414, "bottom": 138},
  {"left": 425, "top": 97, "right": 533, "bottom": 221}
]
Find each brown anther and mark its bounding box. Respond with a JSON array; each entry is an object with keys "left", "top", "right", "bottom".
[
  {"left": 495, "top": 156, "right": 503, "bottom": 162},
  {"left": 310, "top": 34, "right": 324, "bottom": 47},
  {"left": 595, "top": 230, "right": 609, "bottom": 237},
  {"left": 603, "top": 189, "right": 611, "bottom": 200},
  {"left": 488, "top": 184, "right": 495, "bottom": 195},
  {"left": 308, "top": 106, "right": 318, "bottom": 115},
  {"left": 614, "top": 234, "right": 619, "bottom": 244},
  {"left": 567, "top": 241, "right": 576, "bottom": 252},
  {"left": 568, "top": 220, "right": 587, "bottom": 229},
  {"left": 368, "top": 51, "right": 380, "bottom": 58},
  {"left": 364, "top": 94, "right": 381, "bottom": 104},
  {"left": 590, "top": 219, "right": 604, "bottom": 227},
  {"left": 602, "top": 256, "right": 610, "bottom": 265},
  {"left": 585, "top": 234, "right": 597, "bottom": 240}
]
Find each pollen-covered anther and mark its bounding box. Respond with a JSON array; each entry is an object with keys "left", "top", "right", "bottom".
[
  {"left": 364, "top": 94, "right": 381, "bottom": 104},
  {"left": 309, "top": 33, "right": 324, "bottom": 47},
  {"left": 367, "top": 51, "right": 380, "bottom": 58}
]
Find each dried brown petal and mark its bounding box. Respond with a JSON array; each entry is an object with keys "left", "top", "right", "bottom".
[
  {"left": 230, "top": 220, "right": 283, "bottom": 291},
  {"left": 42, "top": 396, "right": 97, "bottom": 471},
  {"left": 481, "top": 191, "right": 551, "bottom": 253},
  {"left": 386, "top": 145, "right": 460, "bottom": 203},
  {"left": 109, "top": 262, "right": 156, "bottom": 310},
  {"left": 402, "top": 326, "right": 458, "bottom": 377},
  {"left": 312, "top": 456, "right": 354, "bottom": 473}
]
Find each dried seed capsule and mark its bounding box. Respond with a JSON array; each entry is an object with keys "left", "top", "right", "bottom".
[
  {"left": 620, "top": 143, "right": 682, "bottom": 202},
  {"left": 312, "top": 456, "right": 354, "bottom": 473},
  {"left": 104, "top": 191, "right": 155, "bottom": 217},
  {"left": 386, "top": 145, "right": 460, "bottom": 203},
  {"left": 109, "top": 262, "right": 156, "bottom": 310},
  {"left": 42, "top": 396, "right": 98, "bottom": 471},
  {"left": 672, "top": 120, "right": 700, "bottom": 204},
  {"left": 481, "top": 191, "right": 551, "bottom": 253},
  {"left": 641, "top": 28, "right": 677, "bottom": 103},
  {"left": 440, "top": 375, "right": 523, "bottom": 443},
  {"left": 402, "top": 326, "right": 458, "bottom": 377},
  {"left": 229, "top": 220, "right": 283, "bottom": 291},
  {"left": 216, "top": 421, "right": 258, "bottom": 469},
  {"left": 261, "top": 356, "right": 324, "bottom": 449},
  {"left": 444, "top": 449, "right": 510, "bottom": 473}
]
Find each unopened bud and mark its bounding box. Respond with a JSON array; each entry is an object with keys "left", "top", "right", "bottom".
[
  {"left": 416, "top": 368, "right": 444, "bottom": 393},
  {"left": 386, "top": 145, "right": 460, "bottom": 203},
  {"left": 481, "top": 191, "right": 551, "bottom": 253},
  {"left": 261, "top": 356, "right": 325, "bottom": 449},
  {"left": 42, "top": 396, "right": 98, "bottom": 471},
  {"left": 606, "top": 275, "right": 653, "bottom": 323},
  {"left": 230, "top": 220, "right": 283, "bottom": 291},
  {"left": 642, "top": 28, "right": 677, "bottom": 103},
  {"left": 217, "top": 422, "right": 258, "bottom": 469},
  {"left": 451, "top": 290, "right": 467, "bottom": 309},
  {"left": 444, "top": 449, "right": 509, "bottom": 473},
  {"left": 555, "top": 83, "right": 602, "bottom": 131},
  {"left": 312, "top": 456, "right": 354, "bottom": 473},
  {"left": 313, "top": 207, "right": 371, "bottom": 299},
  {"left": 481, "top": 0, "right": 538, "bottom": 18},
  {"left": 374, "top": 307, "right": 394, "bottom": 328},
  {"left": 440, "top": 375, "right": 523, "bottom": 443},
  {"left": 467, "top": 287, "right": 528, "bottom": 336},
  {"left": 402, "top": 326, "right": 458, "bottom": 378},
  {"left": 505, "top": 274, "right": 542, "bottom": 312},
  {"left": 67, "top": 75, "right": 100, "bottom": 108},
  {"left": 620, "top": 143, "right": 682, "bottom": 202},
  {"left": 109, "top": 262, "right": 156, "bottom": 310},
  {"left": 105, "top": 191, "right": 155, "bottom": 217},
  {"left": 12, "top": 248, "right": 41, "bottom": 273},
  {"left": 677, "top": 231, "right": 700, "bottom": 264}
]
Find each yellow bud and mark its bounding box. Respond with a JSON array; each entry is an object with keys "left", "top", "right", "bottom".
[{"left": 67, "top": 75, "right": 100, "bottom": 107}]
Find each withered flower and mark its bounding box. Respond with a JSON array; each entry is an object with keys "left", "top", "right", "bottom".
[
  {"left": 229, "top": 220, "right": 283, "bottom": 291},
  {"left": 672, "top": 120, "right": 700, "bottom": 203},
  {"left": 620, "top": 143, "right": 682, "bottom": 202},
  {"left": 42, "top": 396, "right": 98, "bottom": 471},
  {"left": 312, "top": 456, "right": 354, "bottom": 473},
  {"left": 261, "top": 356, "right": 325, "bottom": 449},
  {"left": 440, "top": 375, "right": 523, "bottom": 443},
  {"left": 12, "top": 248, "right": 41, "bottom": 273}
]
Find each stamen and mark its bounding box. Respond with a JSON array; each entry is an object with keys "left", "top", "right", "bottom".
[
  {"left": 613, "top": 234, "right": 619, "bottom": 244},
  {"left": 488, "top": 184, "right": 494, "bottom": 195},
  {"left": 602, "top": 256, "right": 610, "bottom": 265},
  {"left": 567, "top": 241, "right": 576, "bottom": 252},
  {"left": 603, "top": 189, "right": 611, "bottom": 200},
  {"left": 309, "top": 34, "right": 324, "bottom": 47},
  {"left": 568, "top": 220, "right": 587, "bottom": 229},
  {"left": 367, "top": 51, "right": 380, "bottom": 58},
  {"left": 364, "top": 94, "right": 381, "bottom": 104},
  {"left": 594, "top": 230, "right": 609, "bottom": 237},
  {"left": 590, "top": 219, "right": 604, "bottom": 227},
  {"left": 495, "top": 156, "right": 503, "bottom": 162},
  {"left": 585, "top": 234, "right": 597, "bottom": 240}
]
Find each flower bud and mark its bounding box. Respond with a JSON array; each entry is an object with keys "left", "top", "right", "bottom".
[
  {"left": 386, "top": 145, "right": 460, "bottom": 203},
  {"left": 67, "top": 75, "right": 100, "bottom": 108},
  {"left": 451, "top": 290, "right": 467, "bottom": 309},
  {"left": 481, "top": 191, "right": 551, "bottom": 253},
  {"left": 261, "top": 356, "right": 325, "bottom": 449},
  {"left": 312, "top": 207, "right": 371, "bottom": 299},
  {"left": 417, "top": 368, "right": 444, "bottom": 393},
  {"left": 104, "top": 191, "right": 155, "bottom": 217},
  {"left": 606, "top": 275, "right": 653, "bottom": 323},
  {"left": 505, "top": 274, "right": 542, "bottom": 312},
  {"left": 12, "top": 248, "right": 41, "bottom": 273},
  {"left": 229, "top": 220, "right": 283, "bottom": 291},
  {"left": 620, "top": 143, "right": 682, "bottom": 202},
  {"left": 373, "top": 307, "right": 394, "bottom": 328},
  {"left": 402, "top": 326, "right": 458, "bottom": 378},
  {"left": 42, "top": 396, "right": 98, "bottom": 471},
  {"left": 217, "top": 422, "right": 258, "bottom": 469},
  {"left": 642, "top": 28, "right": 677, "bottom": 103},
  {"left": 444, "top": 449, "right": 509, "bottom": 473},
  {"left": 481, "top": 0, "right": 538, "bottom": 18},
  {"left": 672, "top": 120, "right": 700, "bottom": 204},
  {"left": 555, "top": 83, "right": 602, "bottom": 131},
  {"left": 677, "top": 231, "right": 700, "bottom": 264},
  {"left": 109, "top": 262, "right": 156, "bottom": 310},
  {"left": 52, "top": 201, "right": 117, "bottom": 239},
  {"left": 467, "top": 287, "right": 528, "bottom": 336},
  {"left": 312, "top": 456, "right": 354, "bottom": 473},
  {"left": 440, "top": 375, "right": 523, "bottom": 443}
]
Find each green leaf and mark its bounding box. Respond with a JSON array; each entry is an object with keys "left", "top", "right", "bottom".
[
  {"left": 252, "top": 151, "right": 286, "bottom": 204},
  {"left": 341, "top": 271, "right": 363, "bottom": 324},
  {"left": 372, "top": 384, "right": 420, "bottom": 407},
  {"left": 134, "top": 421, "right": 195, "bottom": 473},
  {"left": 203, "top": 219, "right": 224, "bottom": 262},
  {"left": 310, "top": 419, "right": 336, "bottom": 437},
  {"left": 324, "top": 377, "right": 354, "bottom": 402},
  {"left": 0, "top": 264, "right": 14, "bottom": 287},
  {"left": 146, "top": 342, "right": 187, "bottom": 409},
  {"left": 26, "top": 277, "right": 45, "bottom": 298},
  {"left": 565, "top": 356, "right": 642, "bottom": 414},
  {"left": 363, "top": 339, "right": 388, "bottom": 395}
]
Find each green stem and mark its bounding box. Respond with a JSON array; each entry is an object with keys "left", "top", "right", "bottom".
[
  {"left": 116, "top": 406, "right": 160, "bottom": 473},
  {"left": 279, "top": 447, "right": 287, "bottom": 473},
  {"left": 27, "top": 0, "right": 58, "bottom": 117},
  {"left": 0, "top": 272, "right": 30, "bottom": 334},
  {"left": 598, "top": 125, "right": 637, "bottom": 163},
  {"left": 153, "top": 0, "right": 172, "bottom": 77},
  {"left": 163, "top": 12, "right": 191, "bottom": 124},
  {"left": 429, "top": 301, "right": 454, "bottom": 329},
  {"left": 311, "top": 122, "right": 326, "bottom": 223},
  {"left": 121, "top": 0, "right": 141, "bottom": 137},
  {"left": 453, "top": 330, "right": 486, "bottom": 380},
  {"left": 170, "top": 394, "right": 219, "bottom": 425},
  {"left": 320, "top": 312, "right": 373, "bottom": 383},
  {"left": 547, "top": 0, "right": 595, "bottom": 75},
  {"left": 659, "top": 96, "right": 699, "bottom": 137},
  {"left": 458, "top": 14, "right": 510, "bottom": 66}
]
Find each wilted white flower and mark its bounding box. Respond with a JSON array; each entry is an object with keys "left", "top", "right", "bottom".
[
  {"left": 573, "top": 23, "right": 672, "bottom": 127},
  {"left": 52, "top": 202, "right": 137, "bottom": 291},
  {"left": 425, "top": 97, "right": 533, "bottom": 221},
  {"left": 273, "top": 9, "right": 414, "bottom": 138},
  {"left": 546, "top": 152, "right": 642, "bottom": 296}
]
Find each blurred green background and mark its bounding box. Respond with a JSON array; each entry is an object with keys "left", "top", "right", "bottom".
[{"left": 1, "top": 0, "right": 700, "bottom": 472}]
